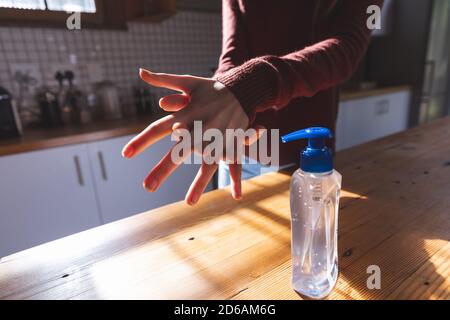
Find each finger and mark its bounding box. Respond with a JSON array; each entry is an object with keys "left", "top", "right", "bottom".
[
  {"left": 200, "top": 120, "right": 225, "bottom": 164},
  {"left": 245, "top": 125, "right": 266, "bottom": 146},
  {"left": 159, "top": 94, "right": 190, "bottom": 112},
  {"left": 140, "top": 68, "right": 197, "bottom": 93},
  {"left": 172, "top": 121, "right": 190, "bottom": 131},
  {"left": 185, "top": 163, "right": 218, "bottom": 206},
  {"left": 229, "top": 163, "right": 242, "bottom": 200},
  {"left": 143, "top": 140, "right": 192, "bottom": 192},
  {"left": 122, "top": 114, "right": 180, "bottom": 158}
]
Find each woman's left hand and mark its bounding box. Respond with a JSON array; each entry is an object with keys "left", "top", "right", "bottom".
[{"left": 122, "top": 68, "right": 261, "bottom": 205}]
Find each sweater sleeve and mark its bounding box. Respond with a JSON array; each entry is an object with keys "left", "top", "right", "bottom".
[
  {"left": 214, "top": 0, "right": 250, "bottom": 77},
  {"left": 216, "top": 0, "right": 384, "bottom": 122}
]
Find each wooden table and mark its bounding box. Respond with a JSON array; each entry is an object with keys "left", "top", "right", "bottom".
[{"left": 1, "top": 118, "right": 449, "bottom": 300}]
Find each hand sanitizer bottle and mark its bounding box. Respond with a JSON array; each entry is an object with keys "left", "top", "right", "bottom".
[{"left": 281, "top": 127, "right": 342, "bottom": 299}]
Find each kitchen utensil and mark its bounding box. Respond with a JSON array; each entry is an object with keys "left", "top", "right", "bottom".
[
  {"left": 36, "top": 87, "right": 63, "bottom": 127},
  {"left": 0, "top": 86, "right": 23, "bottom": 138},
  {"left": 95, "top": 81, "right": 122, "bottom": 120}
]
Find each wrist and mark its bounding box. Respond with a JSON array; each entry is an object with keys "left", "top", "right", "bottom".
[
  {"left": 215, "top": 57, "right": 278, "bottom": 123},
  {"left": 213, "top": 80, "right": 249, "bottom": 127}
]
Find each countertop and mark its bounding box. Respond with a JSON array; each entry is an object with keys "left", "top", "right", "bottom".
[
  {"left": 0, "top": 85, "right": 411, "bottom": 157},
  {"left": 0, "top": 117, "right": 449, "bottom": 300},
  {"left": 339, "top": 85, "right": 411, "bottom": 101},
  {"left": 0, "top": 115, "right": 158, "bottom": 157}
]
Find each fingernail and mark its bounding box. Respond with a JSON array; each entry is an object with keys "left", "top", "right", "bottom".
[
  {"left": 144, "top": 179, "right": 158, "bottom": 192},
  {"left": 122, "top": 145, "right": 134, "bottom": 158}
]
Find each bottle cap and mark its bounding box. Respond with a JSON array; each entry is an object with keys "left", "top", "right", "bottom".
[{"left": 281, "top": 127, "right": 333, "bottom": 173}]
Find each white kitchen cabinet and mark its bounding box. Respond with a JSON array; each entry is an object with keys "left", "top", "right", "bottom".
[
  {"left": 87, "top": 135, "right": 205, "bottom": 223},
  {"left": 0, "top": 145, "right": 102, "bottom": 257},
  {"left": 336, "top": 90, "right": 411, "bottom": 151},
  {"left": 335, "top": 105, "right": 346, "bottom": 152},
  {"left": 0, "top": 134, "right": 212, "bottom": 257}
]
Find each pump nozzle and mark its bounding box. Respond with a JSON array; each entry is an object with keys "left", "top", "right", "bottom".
[{"left": 281, "top": 127, "right": 333, "bottom": 173}]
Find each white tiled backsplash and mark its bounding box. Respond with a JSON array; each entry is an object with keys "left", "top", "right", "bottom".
[{"left": 0, "top": 11, "right": 222, "bottom": 124}]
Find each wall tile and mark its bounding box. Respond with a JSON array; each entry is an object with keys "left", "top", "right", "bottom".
[{"left": 0, "top": 11, "right": 222, "bottom": 115}]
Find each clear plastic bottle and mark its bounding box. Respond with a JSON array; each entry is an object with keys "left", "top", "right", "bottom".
[
  {"left": 282, "top": 127, "right": 342, "bottom": 299},
  {"left": 290, "top": 169, "right": 341, "bottom": 298}
]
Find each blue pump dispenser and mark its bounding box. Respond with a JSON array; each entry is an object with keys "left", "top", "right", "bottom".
[{"left": 281, "top": 127, "right": 333, "bottom": 173}]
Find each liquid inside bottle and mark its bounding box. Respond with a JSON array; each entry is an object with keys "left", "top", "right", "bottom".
[{"left": 290, "top": 169, "right": 341, "bottom": 299}]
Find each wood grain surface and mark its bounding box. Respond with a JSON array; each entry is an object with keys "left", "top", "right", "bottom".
[
  {"left": 340, "top": 85, "right": 411, "bottom": 101},
  {"left": 0, "top": 117, "right": 449, "bottom": 300},
  {"left": 0, "top": 115, "right": 158, "bottom": 157}
]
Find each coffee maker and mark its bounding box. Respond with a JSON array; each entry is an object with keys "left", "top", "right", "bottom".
[{"left": 0, "top": 86, "right": 23, "bottom": 138}]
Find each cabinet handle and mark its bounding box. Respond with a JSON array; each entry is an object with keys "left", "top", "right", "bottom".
[
  {"left": 375, "top": 99, "right": 390, "bottom": 115},
  {"left": 73, "top": 156, "right": 84, "bottom": 186},
  {"left": 98, "top": 151, "right": 108, "bottom": 181}
]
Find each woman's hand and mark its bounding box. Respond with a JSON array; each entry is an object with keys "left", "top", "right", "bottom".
[{"left": 122, "top": 68, "right": 255, "bottom": 205}]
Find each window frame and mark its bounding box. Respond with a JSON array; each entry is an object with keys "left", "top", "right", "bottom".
[{"left": 0, "top": 0, "right": 119, "bottom": 28}]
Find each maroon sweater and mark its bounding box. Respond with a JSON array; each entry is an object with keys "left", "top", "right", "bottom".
[{"left": 215, "top": 0, "right": 383, "bottom": 165}]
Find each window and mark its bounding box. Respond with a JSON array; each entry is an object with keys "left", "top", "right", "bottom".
[
  {"left": 0, "top": 0, "right": 96, "bottom": 13},
  {"left": 0, "top": 0, "right": 128, "bottom": 28},
  {"left": 47, "top": 0, "right": 96, "bottom": 13},
  {"left": 0, "top": 0, "right": 46, "bottom": 10}
]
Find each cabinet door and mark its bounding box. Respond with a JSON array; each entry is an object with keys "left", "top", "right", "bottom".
[
  {"left": 0, "top": 145, "right": 101, "bottom": 257},
  {"left": 371, "top": 91, "right": 410, "bottom": 137},
  {"left": 339, "top": 90, "right": 410, "bottom": 150},
  {"left": 340, "top": 97, "right": 378, "bottom": 149},
  {"left": 88, "top": 135, "right": 205, "bottom": 223}
]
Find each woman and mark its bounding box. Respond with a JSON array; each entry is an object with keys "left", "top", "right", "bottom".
[{"left": 122, "top": 0, "right": 383, "bottom": 205}]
